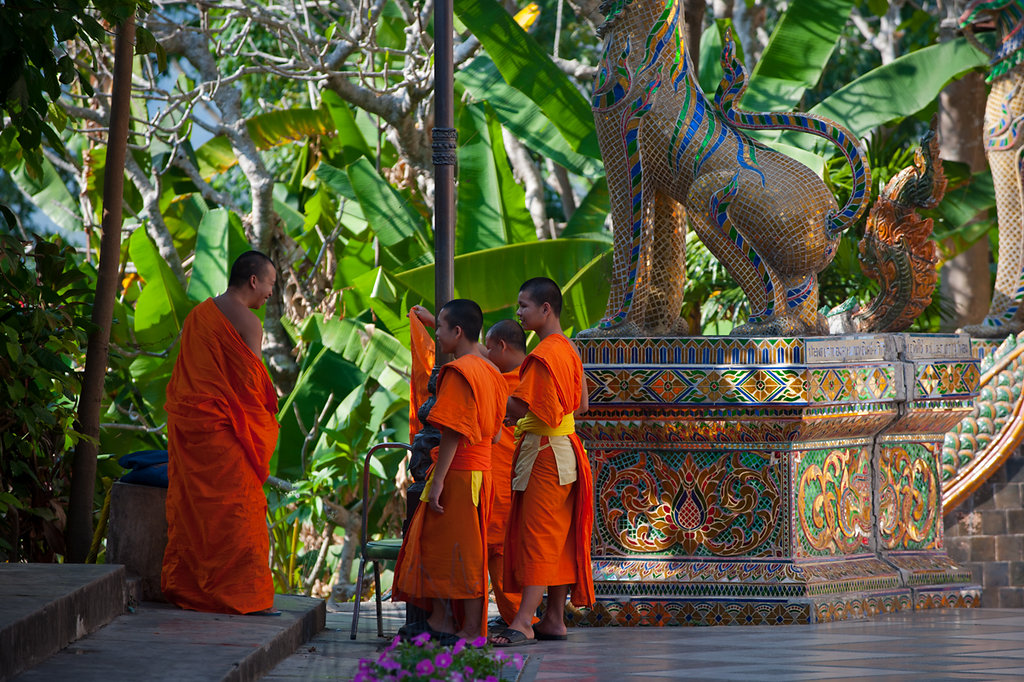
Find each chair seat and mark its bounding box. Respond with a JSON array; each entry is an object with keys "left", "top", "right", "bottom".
[{"left": 364, "top": 538, "right": 403, "bottom": 560}]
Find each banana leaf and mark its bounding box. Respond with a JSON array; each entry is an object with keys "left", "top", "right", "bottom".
[
  {"left": 561, "top": 250, "right": 613, "bottom": 334},
  {"left": 805, "top": 37, "right": 989, "bottom": 141},
  {"left": 455, "top": 0, "right": 600, "bottom": 159},
  {"left": 457, "top": 55, "right": 602, "bottom": 177},
  {"left": 346, "top": 157, "right": 429, "bottom": 251},
  {"left": 188, "top": 208, "right": 251, "bottom": 301},
  {"left": 130, "top": 227, "right": 195, "bottom": 348},
  {"left": 456, "top": 101, "right": 535, "bottom": 253},
  {"left": 743, "top": 0, "right": 855, "bottom": 112},
  {"left": 561, "top": 177, "right": 611, "bottom": 240},
  {"left": 10, "top": 156, "right": 82, "bottom": 234},
  {"left": 393, "top": 238, "right": 610, "bottom": 312}
]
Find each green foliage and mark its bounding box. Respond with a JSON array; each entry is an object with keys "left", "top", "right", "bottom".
[
  {"left": 0, "top": 231, "right": 90, "bottom": 561},
  {"left": 0, "top": 0, "right": 146, "bottom": 175}
]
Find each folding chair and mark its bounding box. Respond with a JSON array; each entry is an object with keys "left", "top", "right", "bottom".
[{"left": 350, "top": 441, "right": 412, "bottom": 639}]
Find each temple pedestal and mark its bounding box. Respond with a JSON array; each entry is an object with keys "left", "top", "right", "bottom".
[{"left": 573, "top": 334, "right": 980, "bottom": 625}]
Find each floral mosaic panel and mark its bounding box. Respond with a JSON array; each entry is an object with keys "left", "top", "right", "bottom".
[
  {"left": 878, "top": 443, "right": 940, "bottom": 551},
  {"left": 594, "top": 449, "right": 788, "bottom": 558},
  {"left": 794, "top": 447, "right": 873, "bottom": 557}
]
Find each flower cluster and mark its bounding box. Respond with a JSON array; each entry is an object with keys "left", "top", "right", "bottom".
[{"left": 355, "top": 632, "right": 525, "bottom": 681}]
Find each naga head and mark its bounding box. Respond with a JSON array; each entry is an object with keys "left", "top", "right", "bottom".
[
  {"left": 959, "top": 0, "right": 1024, "bottom": 79},
  {"left": 597, "top": 0, "right": 679, "bottom": 38},
  {"left": 959, "top": 0, "right": 1019, "bottom": 28}
]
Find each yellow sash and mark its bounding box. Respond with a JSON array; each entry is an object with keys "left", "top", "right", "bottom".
[
  {"left": 514, "top": 412, "right": 575, "bottom": 439},
  {"left": 420, "top": 469, "right": 483, "bottom": 507}
]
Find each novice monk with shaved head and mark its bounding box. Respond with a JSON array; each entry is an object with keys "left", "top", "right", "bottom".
[
  {"left": 162, "top": 250, "right": 280, "bottom": 615},
  {"left": 392, "top": 299, "right": 509, "bottom": 641},
  {"left": 483, "top": 319, "right": 529, "bottom": 628},
  {"left": 492, "top": 277, "right": 595, "bottom": 647}
]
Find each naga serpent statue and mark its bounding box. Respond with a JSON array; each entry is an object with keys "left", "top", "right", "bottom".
[
  {"left": 959, "top": 0, "right": 1024, "bottom": 337},
  {"left": 580, "top": 0, "right": 871, "bottom": 338},
  {"left": 828, "top": 125, "right": 946, "bottom": 334}
]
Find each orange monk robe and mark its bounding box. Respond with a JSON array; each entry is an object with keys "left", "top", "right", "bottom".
[
  {"left": 392, "top": 354, "right": 507, "bottom": 634},
  {"left": 488, "top": 369, "right": 524, "bottom": 624},
  {"left": 162, "top": 298, "right": 280, "bottom": 614},
  {"left": 408, "top": 310, "right": 435, "bottom": 439},
  {"left": 504, "top": 334, "right": 595, "bottom": 608}
]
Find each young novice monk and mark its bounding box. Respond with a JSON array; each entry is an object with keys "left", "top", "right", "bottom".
[
  {"left": 492, "top": 277, "right": 595, "bottom": 647},
  {"left": 392, "top": 299, "right": 508, "bottom": 641},
  {"left": 483, "top": 319, "right": 529, "bottom": 627}
]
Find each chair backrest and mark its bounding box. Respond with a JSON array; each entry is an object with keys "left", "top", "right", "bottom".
[{"left": 360, "top": 442, "right": 413, "bottom": 550}]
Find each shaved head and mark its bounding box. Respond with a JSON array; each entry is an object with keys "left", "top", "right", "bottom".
[{"left": 486, "top": 319, "right": 527, "bottom": 353}]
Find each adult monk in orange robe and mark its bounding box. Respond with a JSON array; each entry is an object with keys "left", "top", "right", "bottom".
[
  {"left": 162, "top": 250, "right": 280, "bottom": 615},
  {"left": 492, "top": 277, "right": 594, "bottom": 647},
  {"left": 483, "top": 319, "right": 529, "bottom": 627},
  {"left": 392, "top": 299, "right": 508, "bottom": 641}
]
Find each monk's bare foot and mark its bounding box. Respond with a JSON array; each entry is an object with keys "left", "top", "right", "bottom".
[
  {"left": 533, "top": 615, "right": 567, "bottom": 640},
  {"left": 490, "top": 626, "right": 536, "bottom": 647}
]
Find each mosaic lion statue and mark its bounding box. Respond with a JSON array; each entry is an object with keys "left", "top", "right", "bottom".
[{"left": 579, "top": 0, "right": 871, "bottom": 338}]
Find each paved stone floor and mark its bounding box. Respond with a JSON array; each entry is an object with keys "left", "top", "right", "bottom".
[{"left": 267, "top": 605, "right": 1024, "bottom": 681}]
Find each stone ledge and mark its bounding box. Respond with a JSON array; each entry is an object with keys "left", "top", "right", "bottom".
[
  {"left": 15, "top": 594, "right": 325, "bottom": 682},
  {"left": 0, "top": 563, "right": 126, "bottom": 681}
]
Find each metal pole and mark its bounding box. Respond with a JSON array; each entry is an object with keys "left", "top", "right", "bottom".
[
  {"left": 400, "top": 0, "right": 457, "bottom": 627},
  {"left": 432, "top": 0, "right": 456, "bottom": 316}
]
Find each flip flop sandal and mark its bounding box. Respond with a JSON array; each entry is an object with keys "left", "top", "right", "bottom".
[
  {"left": 428, "top": 628, "right": 462, "bottom": 647},
  {"left": 491, "top": 628, "right": 537, "bottom": 648}
]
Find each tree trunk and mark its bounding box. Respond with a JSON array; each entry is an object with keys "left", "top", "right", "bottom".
[
  {"left": 684, "top": 0, "right": 706, "bottom": 78},
  {"left": 66, "top": 14, "right": 136, "bottom": 562},
  {"left": 938, "top": 67, "right": 991, "bottom": 330}
]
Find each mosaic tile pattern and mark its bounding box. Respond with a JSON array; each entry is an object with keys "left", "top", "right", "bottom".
[
  {"left": 943, "top": 331, "right": 1024, "bottom": 512},
  {"left": 878, "top": 443, "right": 940, "bottom": 551},
  {"left": 794, "top": 447, "right": 872, "bottom": 557},
  {"left": 578, "top": 334, "right": 978, "bottom": 625},
  {"left": 585, "top": 0, "right": 871, "bottom": 336},
  {"left": 593, "top": 449, "right": 787, "bottom": 558}
]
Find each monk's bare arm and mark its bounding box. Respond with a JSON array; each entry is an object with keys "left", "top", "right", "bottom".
[
  {"left": 575, "top": 374, "right": 589, "bottom": 416},
  {"left": 506, "top": 396, "right": 529, "bottom": 423},
  {"left": 428, "top": 427, "right": 460, "bottom": 513},
  {"left": 236, "top": 312, "right": 263, "bottom": 356},
  {"left": 215, "top": 295, "right": 264, "bottom": 356}
]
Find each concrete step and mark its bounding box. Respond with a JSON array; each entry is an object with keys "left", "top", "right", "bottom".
[
  {"left": 14, "top": 594, "right": 325, "bottom": 682},
  {"left": 1, "top": 563, "right": 127, "bottom": 682}
]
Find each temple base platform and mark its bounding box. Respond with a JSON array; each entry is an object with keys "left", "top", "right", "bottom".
[{"left": 572, "top": 334, "right": 982, "bottom": 625}]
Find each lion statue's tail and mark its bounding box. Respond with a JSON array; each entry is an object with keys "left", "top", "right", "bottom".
[{"left": 714, "top": 29, "right": 872, "bottom": 237}]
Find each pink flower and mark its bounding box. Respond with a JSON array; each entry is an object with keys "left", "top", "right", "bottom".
[
  {"left": 452, "top": 639, "right": 467, "bottom": 654},
  {"left": 415, "top": 659, "right": 435, "bottom": 675},
  {"left": 353, "top": 672, "right": 373, "bottom": 682},
  {"left": 471, "top": 636, "right": 488, "bottom": 647},
  {"left": 413, "top": 632, "right": 432, "bottom": 646},
  {"left": 513, "top": 653, "right": 525, "bottom": 670},
  {"left": 484, "top": 676, "right": 499, "bottom": 682},
  {"left": 434, "top": 652, "right": 453, "bottom": 669},
  {"left": 385, "top": 635, "right": 401, "bottom": 652}
]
